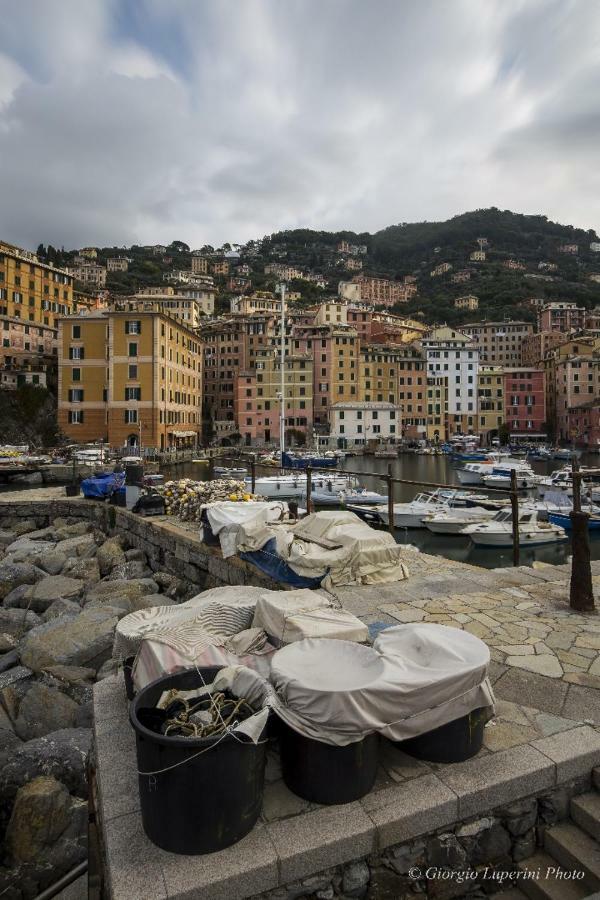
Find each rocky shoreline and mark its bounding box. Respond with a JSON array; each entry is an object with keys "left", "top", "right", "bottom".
[{"left": 0, "top": 514, "right": 192, "bottom": 899}]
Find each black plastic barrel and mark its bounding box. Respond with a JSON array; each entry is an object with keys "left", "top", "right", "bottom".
[
  {"left": 396, "top": 707, "right": 487, "bottom": 764},
  {"left": 277, "top": 718, "right": 379, "bottom": 804},
  {"left": 130, "top": 666, "right": 268, "bottom": 854}
]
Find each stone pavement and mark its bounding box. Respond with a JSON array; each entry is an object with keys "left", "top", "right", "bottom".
[{"left": 335, "top": 550, "right": 600, "bottom": 729}]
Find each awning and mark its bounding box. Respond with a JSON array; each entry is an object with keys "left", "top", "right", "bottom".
[{"left": 171, "top": 430, "right": 197, "bottom": 437}]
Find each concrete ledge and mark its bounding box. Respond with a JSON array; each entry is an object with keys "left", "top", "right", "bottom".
[
  {"left": 436, "top": 744, "right": 555, "bottom": 818},
  {"left": 361, "top": 773, "right": 458, "bottom": 850},
  {"left": 93, "top": 673, "right": 600, "bottom": 900},
  {"left": 267, "top": 803, "right": 374, "bottom": 884},
  {"left": 531, "top": 725, "right": 600, "bottom": 782}
]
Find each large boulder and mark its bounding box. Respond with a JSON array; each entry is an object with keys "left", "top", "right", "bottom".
[
  {"left": 27, "top": 576, "right": 84, "bottom": 613},
  {"left": 54, "top": 522, "right": 92, "bottom": 540},
  {"left": 0, "top": 563, "right": 45, "bottom": 600},
  {"left": 0, "top": 530, "right": 17, "bottom": 547},
  {"left": 0, "top": 608, "right": 42, "bottom": 637},
  {"left": 54, "top": 534, "right": 97, "bottom": 558},
  {"left": 5, "top": 776, "right": 72, "bottom": 865},
  {"left": 96, "top": 538, "right": 126, "bottom": 576},
  {"left": 11, "top": 519, "right": 38, "bottom": 537},
  {"left": 4, "top": 538, "right": 56, "bottom": 557},
  {"left": 20, "top": 608, "right": 118, "bottom": 672},
  {"left": 84, "top": 577, "right": 159, "bottom": 608},
  {"left": 104, "top": 561, "right": 154, "bottom": 581},
  {"left": 36, "top": 550, "right": 68, "bottom": 576},
  {"left": 15, "top": 685, "right": 80, "bottom": 741},
  {"left": 41, "top": 599, "right": 82, "bottom": 622},
  {"left": 61, "top": 556, "right": 100, "bottom": 583},
  {"left": 0, "top": 728, "right": 91, "bottom": 808},
  {"left": 3, "top": 584, "right": 35, "bottom": 609}
]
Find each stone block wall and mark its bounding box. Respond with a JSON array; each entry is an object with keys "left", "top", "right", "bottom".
[
  {"left": 259, "top": 776, "right": 590, "bottom": 900},
  {"left": 0, "top": 499, "right": 282, "bottom": 593}
]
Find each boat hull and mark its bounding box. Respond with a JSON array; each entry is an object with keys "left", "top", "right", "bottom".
[{"left": 468, "top": 528, "right": 567, "bottom": 547}]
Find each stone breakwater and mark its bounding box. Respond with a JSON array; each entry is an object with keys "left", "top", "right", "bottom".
[{"left": 0, "top": 513, "right": 194, "bottom": 899}]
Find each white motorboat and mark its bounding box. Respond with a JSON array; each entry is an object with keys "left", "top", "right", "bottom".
[
  {"left": 247, "top": 473, "right": 357, "bottom": 499},
  {"left": 553, "top": 448, "right": 579, "bottom": 460},
  {"left": 482, "top": 463, "right": 540, "bottom": 490},
  {"left": 306, "top": 486, "right": 388, "bottom": 506},
  {"left": 376, "top": 490, "right": 473, "bottom": 529},
  {"left": 422, "top": 507, "right": 496, "bottom": 535},
  {"left": 213, "top": 466, "right": 248, "bottom": 477},
  {"left": 462, "top": 509, "right": 568, "bottom": 547},
  {"left": 374, "top": 448, "right": 397, "bottom": 458},
  {"left": 456, "top": 461, "right": 498, "bottom": 486}
]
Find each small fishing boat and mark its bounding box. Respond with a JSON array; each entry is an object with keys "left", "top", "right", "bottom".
[
  {"left": 192, "top": 458, "right": 209, "bottom": 464},
  {"left": 373, "top": 447, "right": 397, "bottom": 458},
  {"left": 553, "top": 447, "right": 579, "bottom": 460},
  {"left": 281, "top": 451, "right": 338, "bottom": 469},
  {"left": 422, "top": 507, "right": 496, "bottom": 535},
  {"left": 482, "top": 463, "right": 539, "bottom": 490},
  {"left": 462, "top": 509, "right": 568, "bottom": 547},
  {"left": 527, "top": 447, "right": 552, "bottom": 461},
  {"left": 213, "top": 466, "right": 248, "bottom": 477},
  {"left": 307, "top": 486, "right": 388, "bottom": 506},
  {"left": 375, "top": 490, "right": 473, "bottom": 529},
  {"left": 548, "top": 512, "right": 600, "bottom": 531}
]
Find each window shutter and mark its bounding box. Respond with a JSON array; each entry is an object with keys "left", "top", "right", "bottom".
[
  {"left": 68, "top": 389, "right": 72, "bottom": 402},
  {"left": 137, "top": 321, "right": 142, "bottom": 333},
  {"left": 68, "top": 348, "right": 73, "bottom": 360}
]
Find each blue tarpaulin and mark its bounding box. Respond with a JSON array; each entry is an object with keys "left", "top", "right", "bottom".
[
  {"left": 239, "top": 537, "right": 325, "bottom": 588},
  {"left": 81, "top": 472, "right": 125, "bottom": 499}
]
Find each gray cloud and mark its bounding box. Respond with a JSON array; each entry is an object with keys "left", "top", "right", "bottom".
[{"left": 0, "top": 0, "right": 598, "bottom": 250}]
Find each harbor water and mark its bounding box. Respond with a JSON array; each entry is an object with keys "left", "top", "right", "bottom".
[{"left": 163, "top": 452, "right": 600, "bottom": 570}]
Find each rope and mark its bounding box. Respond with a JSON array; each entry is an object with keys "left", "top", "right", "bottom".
[{"left": 137, "top": 664, "right": 269, "bottom": 776}]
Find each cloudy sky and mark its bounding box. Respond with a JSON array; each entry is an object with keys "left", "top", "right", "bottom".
[{"left": 0, "top": 0, "right": 598, "bottom": 251}]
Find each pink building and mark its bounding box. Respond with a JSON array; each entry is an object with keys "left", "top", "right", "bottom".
[
  {"left": 566, "top": 401, "right": 600, "bottom": 449},
  {"left": 503, "top": 369, "right": 546, "bottom": 439},
  {"left": 555, "top": 354, "right": 599, "bottom": 442}
]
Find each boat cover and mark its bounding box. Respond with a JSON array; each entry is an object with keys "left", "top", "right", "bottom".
[
  {"left": 205, "top": 501, "right": 290, "bottom": 536},
  {"left": 81, "top": 471, "right": 125, "bottom": 498},
  {"left": 112, "top": 586, "right": 273, "bottom": 661},
  {"left": 236, "top": 510, "right": 409, "bottom": 590},
  {"left": 269, "top": 624, "right": 495, "bottom": 746},
  {"left": 253, "top": 589, "right": 368, "bottom": 646}
]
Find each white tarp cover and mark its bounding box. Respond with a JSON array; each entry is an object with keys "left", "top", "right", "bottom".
[
  {"left": 235, "top": 510, "right": 410, "bottom": 590},
  {"left": 270, "top": 624, "right": 495, "bottom": 746},
  {"left": 253, "top": 589, "right": 368, "bottom": 646},
  {"left": 205, "top": 501, "right": 289, "bottom": 534}
]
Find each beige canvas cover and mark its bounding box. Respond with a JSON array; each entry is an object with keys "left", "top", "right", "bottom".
[
  {"left": 252, "top": 589, "right": 368, "bottom": 645},
  {"left": 269, "top": 625, "right": 495, "bottom": 746}
]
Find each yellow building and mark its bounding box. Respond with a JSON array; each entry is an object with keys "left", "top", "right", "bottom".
[
  {"left": 0, "top": 241, "right": 75, "bottom": 329},
  {"left": 478, "top": 366, "right": 504, "bottom": 441},
  {"left": 359, "top": 344, "right": 403, "bottom": 404},
  {"left": 0, "top": 241, "right": 80, "bottom": 383},
  {"left": 58, "top": 311, "right": 202, "bottom": 450}
]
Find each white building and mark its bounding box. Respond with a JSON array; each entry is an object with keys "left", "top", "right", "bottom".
[
  {"left": 421, "top": 326, "right": 479, "bottom": 433},
  {"left": 330, "top": 401, "right": 403, "bottom": 445},
  {"left": 590, "top": 243, "right": 600, "bottom": 253}
]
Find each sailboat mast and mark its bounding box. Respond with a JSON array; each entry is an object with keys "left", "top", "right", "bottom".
[{"left": 279, "top": 282, "right": 286, "bottom": 457}]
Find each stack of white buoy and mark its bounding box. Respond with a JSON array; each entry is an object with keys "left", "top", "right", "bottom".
[{"left": 158, "top": 478, "right": 263, "bottom": 522}]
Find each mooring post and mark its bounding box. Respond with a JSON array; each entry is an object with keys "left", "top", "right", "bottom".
[
  {"left": 570, "top": 457, "right": 595, "bottom": 611},
  {"left": 306, "top": 465, "right": 312, "bottom": 515},
  {"left": 510, "top": 469, "right": 520, "bottom": 567},
  {"left": 250, "top": 458, "right": 256, "bottom": 494},
  {"left": 387, "top": 463, "right": 395, "bottom": 535}
]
